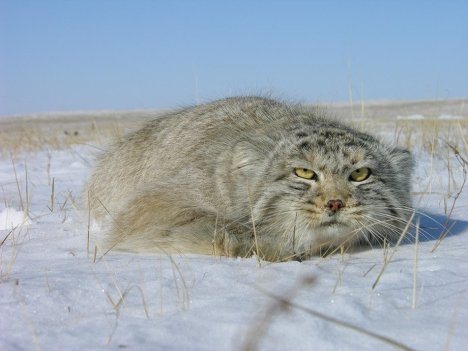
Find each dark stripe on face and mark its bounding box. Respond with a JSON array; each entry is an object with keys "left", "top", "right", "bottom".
[
  {"left": 300, "top": 141, "right": 312, "bottom": 151},
  {"left": 367, "top": 188, "right": 400, "bottom": 220},
  {"left": 288, "top": 182, "right": 310, "bottom": 192},
  {"left": 258, "top": 193, "right": 284, "bottom": 221},
  {"left": 296, "top": 132, "right": 308, "bottom": 138},
  {"left": 314, "top": 138, "right": 326, "bottom": 147},
  {"left": 273, "top": 173, "right": 288, "bottom": 182}
]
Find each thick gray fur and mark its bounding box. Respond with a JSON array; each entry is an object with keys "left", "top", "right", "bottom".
[{"left": 86, "top": 97, "right": 413, "bottom": 261}]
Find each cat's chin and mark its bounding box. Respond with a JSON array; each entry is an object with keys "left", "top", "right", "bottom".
[
  {"left": 310, "top": 222, "right": 359, "bottom": 247},
  {"left": 317, "top": 217, "right": 350, "bottom": 231}
]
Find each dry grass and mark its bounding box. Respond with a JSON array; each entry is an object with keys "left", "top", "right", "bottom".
[
  {"left": 1, "top": 99, "right": 466, "bottom": 156},
  {"left": 0, "top": 222, "right": 31, "bottom": 283},
  {"left": 239, "top": 100, "right": 467, "bottom": 350},
  {"left": 0, "top": 111, "right": 159, "bottom": 157},
  {"left": 1, "top": 100, "right": 466, "bottom": 268},
  {"left": 0, "top": 99, "right": 466, "bottom": 349},
  {"left": 242, "top": 275, "right": 416, "bottom": 351}
]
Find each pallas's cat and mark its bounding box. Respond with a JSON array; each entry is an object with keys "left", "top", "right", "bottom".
[{"left": 86, "top": 97, "right": 413, "bottom": 261}]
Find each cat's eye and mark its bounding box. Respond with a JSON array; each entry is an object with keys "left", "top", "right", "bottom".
[
  {"left": 294, "top": 168, "right": 317, "bottom": 180},
  {"left": 349, "top": 167, "right": 371, "bottom": 182}
]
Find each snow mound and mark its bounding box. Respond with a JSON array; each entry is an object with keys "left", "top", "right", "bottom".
[{"left": 0, "top": 208, "right": 31, "bottom": 230}]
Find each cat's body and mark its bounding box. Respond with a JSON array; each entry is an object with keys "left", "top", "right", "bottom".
[{"left": 87, "top": 97, "right": 413, "bottom": 261}]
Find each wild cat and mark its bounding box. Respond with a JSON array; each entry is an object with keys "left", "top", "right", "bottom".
[{"left": 86, "top": 96, "right": 413, "bottom": 261}]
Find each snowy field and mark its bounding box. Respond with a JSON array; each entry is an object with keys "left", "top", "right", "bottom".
[{"left": 1, "top": 100, "right": 467, "bottom": 351}]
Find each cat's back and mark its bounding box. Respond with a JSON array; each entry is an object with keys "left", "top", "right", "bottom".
[
  {"left": 87, "top": 97, "right": 295, "bottom": 215},
  {"left": 106, "top": 96, "right": 299, "bottom": 169},
  {"left": 132, "top": 96, "right": 291, "bottom": 144}
]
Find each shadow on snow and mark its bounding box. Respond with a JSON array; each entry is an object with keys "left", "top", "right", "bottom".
[{"left": 405, "top": 210, "right": 468, "bottom": 244}]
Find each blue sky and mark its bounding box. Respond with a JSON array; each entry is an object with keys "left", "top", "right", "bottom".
[{"left": 1, "top": 0, "right": 467, "bottom": 116}]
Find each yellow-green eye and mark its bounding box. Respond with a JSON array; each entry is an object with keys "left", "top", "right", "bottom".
[
  {"left": 349, "top": 167, "right": 371, "bottom": 182},
  {"left": 294, "top": 168, "right": 316, "bottom": 180}
]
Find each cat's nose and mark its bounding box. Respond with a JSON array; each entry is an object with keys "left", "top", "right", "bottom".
[{"left": 326, "top": 199, "right": 344, "bottom": 213}]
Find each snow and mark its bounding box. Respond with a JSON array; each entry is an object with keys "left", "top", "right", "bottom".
[
  {"left": 0, "top": 208, "right": 31, "bottom": 230},
  {"left": 438, "top": 114, "right": 464, "bottom": 120},
  {"left": 397, "top": 114, "right": 425, "bottom": 120},
  {"left": 1, "top": 125, "right": 467, "bottom": 351}
]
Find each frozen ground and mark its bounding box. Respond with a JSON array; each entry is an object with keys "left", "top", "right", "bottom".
[{"left": 0, "top": 102, "right": 467, "bottom": 350}]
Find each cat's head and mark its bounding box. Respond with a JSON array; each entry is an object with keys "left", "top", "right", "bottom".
[{"left": 232, "top": 121, "right": 413, "bottom": 259}]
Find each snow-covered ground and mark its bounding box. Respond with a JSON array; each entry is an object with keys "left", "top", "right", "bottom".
[{"left": 1, "top": 114, "right": 467, "bottom": 351}]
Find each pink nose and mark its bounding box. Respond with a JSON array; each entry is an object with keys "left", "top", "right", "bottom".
[{"left": 327, "top": 199, "right": 344, "bottom": 213}]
